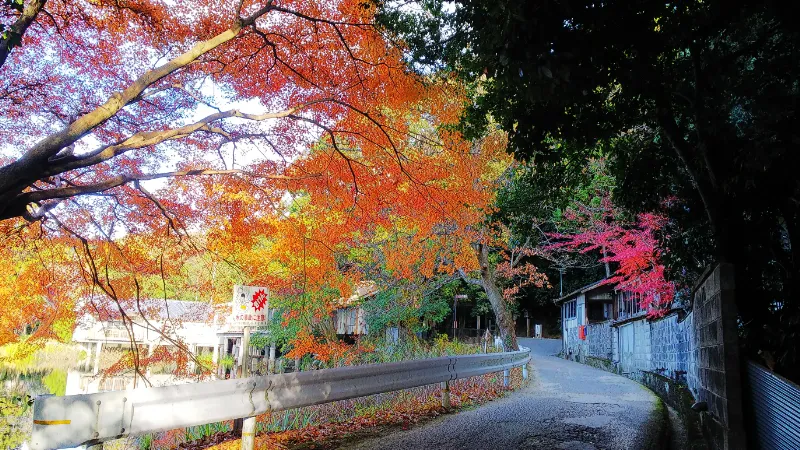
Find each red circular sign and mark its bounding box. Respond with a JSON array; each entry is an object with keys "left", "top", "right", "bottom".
[{"left": 251, "top": 289, "right": 268, "bottom": 312}]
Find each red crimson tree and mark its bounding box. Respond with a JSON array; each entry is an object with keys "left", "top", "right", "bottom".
[{"left": 550, "top": 196, "right": 676, "bottom": 317}]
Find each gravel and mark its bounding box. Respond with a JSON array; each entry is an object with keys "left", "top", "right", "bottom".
[{"left": 342, "top": 338, "right": 665, "bottom": 450}]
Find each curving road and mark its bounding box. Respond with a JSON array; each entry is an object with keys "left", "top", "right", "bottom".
[{"left": 344, "top": 338, "right": 664, "bottom": 450}]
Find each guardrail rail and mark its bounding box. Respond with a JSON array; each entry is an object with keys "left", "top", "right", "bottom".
[{"left": 31, "top": 348, "right": 530, "bottom": 450}]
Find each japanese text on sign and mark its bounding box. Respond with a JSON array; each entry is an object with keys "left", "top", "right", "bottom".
[{"left": 230, "top": 285, "right": 270, "bottom": 327}]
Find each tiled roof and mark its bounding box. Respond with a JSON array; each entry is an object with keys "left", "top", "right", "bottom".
[
  {"left": 144, "top": 299, "right": 213, "bottom": 322},
  {"left": 80, "top": 298, "right": 214, "bottom": 322}
]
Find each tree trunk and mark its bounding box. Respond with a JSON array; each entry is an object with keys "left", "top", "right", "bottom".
[
  {"left": 474, "top": 244, "right": 519, "bottom": 351},
  {"left": 602, "top": 245, "right": 611, "bottom": 278},
  {"left": 480, "top": 272, "right": 519, "bottom": 351}
]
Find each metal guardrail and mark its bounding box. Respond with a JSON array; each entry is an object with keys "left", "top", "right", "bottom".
[{"left": 30, "top": 349, "right": 530, "bottom": 450}]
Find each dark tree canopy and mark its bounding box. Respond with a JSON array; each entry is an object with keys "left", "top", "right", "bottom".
[{"left": 378, "top": 0, "right": 800, "bottom": 379}]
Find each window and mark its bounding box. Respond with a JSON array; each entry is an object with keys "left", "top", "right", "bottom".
[
  {"left": 104, "top": 321, "right": 127, "bottom": 339},
  {"left": 587, "top": 302, "right": 613, "bottom": 321},
  {"left": 617, "top": 291, "right": 645, "bottom": 320},
  {"left": 564, "top": 300, "right": 577, "bottom": 319}
]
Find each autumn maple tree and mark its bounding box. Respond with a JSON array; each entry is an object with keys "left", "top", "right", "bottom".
[
  {"left": 241, "top": 90, "right": 547, "bottom": 354},
  {"left": 0, "top": 0, "right": 457, "bottom": 371},
  {"left": 549, "top": 194, "right": 677, "bottom": 316},
  {"left": 0, "top": 0, "right": 549, "bottom": 378}
]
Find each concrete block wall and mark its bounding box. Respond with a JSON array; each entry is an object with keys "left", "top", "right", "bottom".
[
  {"left": 691, "top": 264, "right": 745, "bottom": 450},
  {"left": 684, "top": 311, "right": 699, "bottom": 395},
  {"left": 586, "top": 321, "right": 613, "bottom": 360},
  {"left": 650, "top": 312, "right": 694, "bottom": 383}
]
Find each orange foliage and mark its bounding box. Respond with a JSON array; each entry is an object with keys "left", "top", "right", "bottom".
[
  {"left": 283, "top": 331, "right": 359, "bottom": 365},
  {"left": 0, "top": 0, "right": 523, "bottom": 372},
  {"left": 197, "top": 80, "right": 524, "bottom": 359},
  {"left": 0, "top": 0, "right": 457, "bottom": 351}
]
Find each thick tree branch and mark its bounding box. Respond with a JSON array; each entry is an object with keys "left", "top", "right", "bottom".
[
  {"left": 690, "top": 42, "right": 719, "bottom": 191},
  {"left": 457, "top": 268, "right": 484, "bottom": 287},
  {"left": 510, "top": 236, "right": 531, "bottom": 267},
  {"left": 4, "top": 168, "right": 318, "bottom": 221},
  {"left": 0, "top": 2, "right": 278, "bottom": 207},
  {"left": 0, "top": 0, "right": 47, "bottom": 70},
  {"left": 44, "top": 99, "right": 330, "bottom": 176},
  {"left": 656, "top": 106, "right": 720, "bottom": 234}
]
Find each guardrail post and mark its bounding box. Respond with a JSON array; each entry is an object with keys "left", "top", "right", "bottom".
[
  {"left": 440, "top": 381, "right": 450, "bottom": 408},
  {"left": 522, "top": 363, "right": 528, "bottom": 380},
  {"left": 241, "top": 416, "right": 256, "bottom": 450},
  {"left": 503, "top": 369, "right": 510, "bottom": 387}
]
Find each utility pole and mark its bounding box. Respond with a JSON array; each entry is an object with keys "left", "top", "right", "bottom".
[
  {"left": 234, "top": 326, "right": 250, "bottom": 438},
  {"left": 241, "top": 326, "right": 251, "bottom": 377},
  {"left": 230, "top": 284, "right": 269, "bottom": 450},
  {"left": 239, "top": 326, "right": 256, "bottom": 450},
  {"left": 453, "top": 295, "right": 458, "bottom": 330}
]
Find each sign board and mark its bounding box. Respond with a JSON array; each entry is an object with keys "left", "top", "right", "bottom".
[{"left": 231, "top": 285, "right": 270, "bottom": 327}]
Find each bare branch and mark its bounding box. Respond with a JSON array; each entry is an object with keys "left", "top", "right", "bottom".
[
  {"left": 288, "top": 113, "right": 365, "bottom": 198},
  {"left": 510, "top": 236, "right": 531, "bottom": 267}
]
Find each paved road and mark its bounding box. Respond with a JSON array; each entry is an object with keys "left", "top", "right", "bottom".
[{"left": 345, "top": 338, "right": 663, "bottom": 450}]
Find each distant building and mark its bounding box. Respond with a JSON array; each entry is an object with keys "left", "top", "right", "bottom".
[
  {"left": 556, "top": 279, "right": 655, "bottom": 374},
  {"left": 334, "top": 281, "right": 378, "bottom": 336},
  {"left": 68, "top": 299, "right": 219, "bottom": 395},
  {"left": 68, "top": 283, "right": 382, "bottom": 395}
]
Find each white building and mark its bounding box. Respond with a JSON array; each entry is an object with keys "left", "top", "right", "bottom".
[{"left": 67, "top": 299, "right": 219, "bottom": 395}]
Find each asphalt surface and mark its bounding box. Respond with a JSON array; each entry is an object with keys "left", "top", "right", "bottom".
[{"left": 344, "top": 338, "right": 664, "bottom": 450}]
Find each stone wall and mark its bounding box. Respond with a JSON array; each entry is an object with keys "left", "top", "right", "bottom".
[
  {"left": 563, "top": 326, "right": 580, "bottom": 359},
  {"left": 632, "top": 318, "right": 652, "bottom": 371}
]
